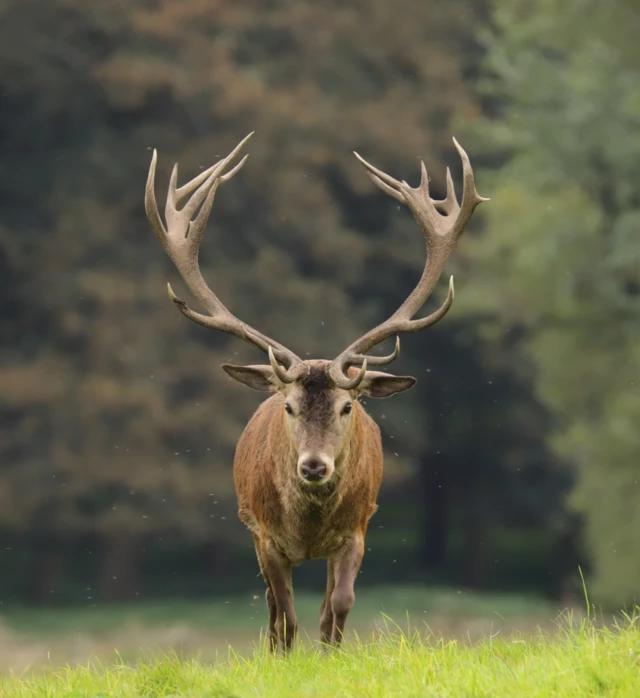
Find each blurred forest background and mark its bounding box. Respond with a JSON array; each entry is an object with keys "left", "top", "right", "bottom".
[{"left": 0, "top": 0, "right": 639, "bottom": 618}]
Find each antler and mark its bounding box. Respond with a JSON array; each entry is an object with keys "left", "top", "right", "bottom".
[
  {"left": 145, "top": 133, "right": 303, "bottom": 379},
  {"left": 329, "top": 138, "right": 488, "bottom": 390}
]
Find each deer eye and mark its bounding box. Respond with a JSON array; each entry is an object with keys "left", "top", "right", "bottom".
[
  {"left": 284, "top": 403, "right": 294, "bottom": 415},
  {"left": 341, "top": 402, "right": 353, "bottom": 416}
]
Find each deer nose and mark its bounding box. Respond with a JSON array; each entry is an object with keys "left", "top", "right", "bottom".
[{"left": 300, "top": 457, "right": 328, "bottom": 482}]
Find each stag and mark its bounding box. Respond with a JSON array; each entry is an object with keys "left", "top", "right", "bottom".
[{"left": 144, "top": 133, "right": 487, "bottom": 652}]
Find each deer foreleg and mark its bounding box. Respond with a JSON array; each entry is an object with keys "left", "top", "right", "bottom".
[
  {"left": 262, "top": 539, "right": 297, "bottom": 652},
  {"left": 329, "top": 533, "right": 364, "bottom": 646},
  {"left": 319, "top": 557, "right": 336, "bottom": 645}
]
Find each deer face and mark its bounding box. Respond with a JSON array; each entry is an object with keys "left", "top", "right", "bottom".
[
  {"left": 281, "top": 364, "right": 355, "bottom": 485},
  {"left": 223, "top": 360, "right": 415, "bottom": 486}
]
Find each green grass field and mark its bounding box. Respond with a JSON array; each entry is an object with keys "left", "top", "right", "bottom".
[
  {"left": 1, "top": 616, "right": 639, "bottom": 697},
  {"left": 0, "top": 585, "right": 637, "bottom": 696}
]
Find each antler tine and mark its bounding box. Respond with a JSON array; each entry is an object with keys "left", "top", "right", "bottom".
[
  {"left": 268, "top": 346, "right": 297, "bottom": 384},
  {"left": 173, "top": 131, "right": 255, "bottom": 205},
  {"left": 353, "top": 151, "right": 406, "bottom": 204},
  {"left": 451, "top": 137, "right": 490, "bottom": 238},
  {"left": 329, "top": 139, "right": 487, "bottom": 390},
  {"left": 144, "top": 134, "right": 303, "bottom": 373},
  {"left": 145, "top": 149, "right": 169, "bottom": 243},
  {"left": 432, "top": 167, "right": 459, "bottom": 216}
]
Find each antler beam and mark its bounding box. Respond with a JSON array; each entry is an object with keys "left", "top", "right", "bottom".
[
  {"left": 329, "top": 138, "right": 488, "bottom": 389},
  {"left": 145, "top": 133, "right": 303, "bottom": 376}
]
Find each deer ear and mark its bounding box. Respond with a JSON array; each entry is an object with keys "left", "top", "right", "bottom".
[
  {"left": 356, "top": 371, "right": 416, "bottom": 398},
  {"left": 221, "top": 364, "right": 279, "bottom": 392}
]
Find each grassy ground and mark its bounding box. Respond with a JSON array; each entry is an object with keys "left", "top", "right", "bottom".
[
  {"left": 1, "top": 615, "right": 639, "bottom": 697},
  {"left": 0, "top": 586, "right": 558, "bottom": 673},
  {"left": 2, "top": 585, "right": 637, "bottom": 696}
]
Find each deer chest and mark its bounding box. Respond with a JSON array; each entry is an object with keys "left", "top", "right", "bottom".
[{"left": 273, "top": 499, "right": 356, "bottom": 563}]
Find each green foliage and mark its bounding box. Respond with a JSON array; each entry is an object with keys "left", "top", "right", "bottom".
[{"left": 457, "top": 0, "right": 640, "bottom": 606}]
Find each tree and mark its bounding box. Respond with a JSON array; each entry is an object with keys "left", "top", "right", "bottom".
[{"left": 457, "top": 0, "right": 640, "bottom": 606}]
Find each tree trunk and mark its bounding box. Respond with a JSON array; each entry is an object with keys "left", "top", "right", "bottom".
[
  {"left": 204, "top": 539, "right": 228, "bottom": 579},
  {"left": 29, "top": 537, "right": 66, "bottom": 605},
  {"left": 461, "top": 494, "right": 491, "bottom": 589},
  {"left": 99, "top": 534, "right": 142, "bottom": 602},
  {"left": 420, "top": 456, "right": 449, "bottom": 568}
]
